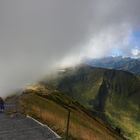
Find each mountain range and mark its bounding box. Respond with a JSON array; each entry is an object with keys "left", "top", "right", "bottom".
[
  {"left": 17, "top": 57, "right": 140, "bottom": 140},
  {"left": 85, "top": 56, "right": 140, "bottom": 75}
]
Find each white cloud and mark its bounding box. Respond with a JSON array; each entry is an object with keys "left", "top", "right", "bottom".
[
  {"left": 131, "top": 47, "right": 140, "bottom": 57},
  {"left": 0, "top": 0, "right": 140, "bottom": 97},
  {"left": 80, "top": 24, "right": 132, "bottom": 58}
]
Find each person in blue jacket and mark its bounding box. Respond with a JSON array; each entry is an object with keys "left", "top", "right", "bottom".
[{"left": 0, "top": 97, "right": 4, "bottom": 112}]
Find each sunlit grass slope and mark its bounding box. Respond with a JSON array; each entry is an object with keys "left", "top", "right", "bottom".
[{"left": 19, "top": 84, "right": 124, "bottom": 140}]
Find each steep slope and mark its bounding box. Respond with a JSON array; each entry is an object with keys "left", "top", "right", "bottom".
[
  {"left": 85, "top": 57, "right": 140, "bottom": 75},
  {"left": 44, "top": 65, "right": 140, "bottom": 140},
  {"left": 19, "top": 85, "right": 124, "bottom": 140}
]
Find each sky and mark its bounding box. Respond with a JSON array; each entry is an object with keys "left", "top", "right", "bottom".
[{"left": 0, "top": 0, "right": 140, "bottom": 97}]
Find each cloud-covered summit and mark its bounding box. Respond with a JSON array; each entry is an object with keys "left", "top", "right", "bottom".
[{"left": 0, "top": 0, "right": 140, "bottom": 97}]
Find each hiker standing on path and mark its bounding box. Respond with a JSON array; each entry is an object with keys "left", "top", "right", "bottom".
[{"left": 0, "top": 97, "right": 4, "bottom": 112}]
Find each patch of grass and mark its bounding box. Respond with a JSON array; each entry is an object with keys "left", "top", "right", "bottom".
[{"left": 19, "top": 91, "right": 124, "bottom": 140}]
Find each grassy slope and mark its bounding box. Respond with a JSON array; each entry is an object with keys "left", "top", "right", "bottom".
[
  {"left": 44, "top": 65, "right": 140, "bottom": 140},
  {"left": 46, "top": 66, "right": 105, "bottom": 109},
  {"left": 19, "top": 85, "right": 124, "bottom": 140},
  {"left": 103, "top": 70, "right": 140, "bottom": 140}
]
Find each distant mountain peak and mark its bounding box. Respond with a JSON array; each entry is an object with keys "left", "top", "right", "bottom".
[{"left": 84, "top": 56, "right": 140, "bottom": 74}]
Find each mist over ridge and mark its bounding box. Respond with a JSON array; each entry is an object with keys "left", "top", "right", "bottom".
[{"left": 0, "top": 0, "right": 140, "bottom": 97}]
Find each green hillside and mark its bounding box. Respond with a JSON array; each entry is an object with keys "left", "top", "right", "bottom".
[
  {"left": 19, "top": 84, "right": 124, "bottom": 140},
  {"left": 44, "top": 65, "right": 140, "bottom": 140}
]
